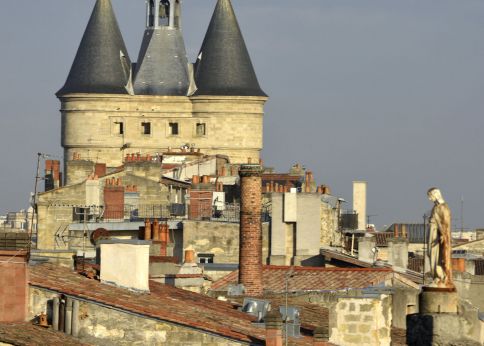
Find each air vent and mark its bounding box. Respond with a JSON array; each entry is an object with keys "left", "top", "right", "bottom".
[{"left": 241, "top": 298, "right": 271, "bottom": 322}]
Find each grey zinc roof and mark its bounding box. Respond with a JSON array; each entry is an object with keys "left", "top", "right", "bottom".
[
  {"left": 57, "top": 0, "right": 132, "bottom": 96},
  {"left": 194, "top": 0, "right": 266, "bottom": 97},
  {"left": 134, "top": 27, "right": 190, "bottom": 96}
]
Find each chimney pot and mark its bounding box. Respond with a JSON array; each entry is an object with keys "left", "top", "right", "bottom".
[
  {"left": 144, "top": 219, "right": 152, "bottom": 240},
  {"left": 152, "top": 219, "right": 160, "bottom": 241},
  {"left": 184, "top": 249, "right": 196, "bottom": 264}
]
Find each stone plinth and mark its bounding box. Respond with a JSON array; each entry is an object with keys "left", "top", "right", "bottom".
[
  {"left": 407, "top": 313, "right": 482, "bottom": 346},
  {"left": 420, "top": 287, "right": 458, "bottom": 314},
  {"left": 407, "top": 288, "right": 484, "bottom": 345}
]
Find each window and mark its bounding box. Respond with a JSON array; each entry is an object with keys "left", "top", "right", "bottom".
[
  {"left": 196, "top": 123, "right": 206, "bottom": 136},
  {"left": 198, "top": 253, "right": 214, "bottom": 264},
  {"left": 169, "top": 122, "right": 179, "bottom": 135},
  {"left": 114, "top": 121, "right": 124, "bottom": 135},
  {"left": 141, "top": 122, "right": 151, "bottom": 135}
]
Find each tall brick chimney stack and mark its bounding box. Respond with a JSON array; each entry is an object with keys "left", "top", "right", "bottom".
[{"left": 239, "top": 164, "right": 263, "bottom": 297}]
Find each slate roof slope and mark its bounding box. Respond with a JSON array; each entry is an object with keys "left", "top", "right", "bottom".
[
  {"left": 211, "top": 265, "right": 394, "bottom": 293},
  {"left": 194, "top": 0, "right": 266, "bottom": 97},
  {"left": 0, "top": 323, "right": 89, "bottom": 346},
  {"left": 133, "top": 27, "right": 190, "bottom": 96},
  {"left": 29, "top": 264, "right": 314, "bottom": 345},
  {"left": 57, "top": 0, "right": 131, "bottom": 96}
]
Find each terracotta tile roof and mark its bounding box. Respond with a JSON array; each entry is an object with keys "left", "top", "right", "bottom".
[
  {"left": 0, "top": 323, "right": 89, "bottom": 346},
  {"left": 374, "top": 232, "right": 394, "bottom": 247},
  {"left": 29, "top": 264, "right": 313, "bottom": 345},
  {"left": 211, "top": 265, "right": 394, "bottom": 293}
]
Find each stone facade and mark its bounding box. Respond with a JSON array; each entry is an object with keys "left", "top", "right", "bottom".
[
  {"left": 29, "top": 287, "right": 245, "bottom": 346},
  {"left": 60, "top": 94, "right": 267, "bottom": 177},
  {"left": 329, "top": 295, "right": 392, "bottom": 346},
  {"left": 182, "top": 220, "right": 269, "bottom": 266},
  {"left": 36, "top": 170, "right": 169, "bottom": 250}
]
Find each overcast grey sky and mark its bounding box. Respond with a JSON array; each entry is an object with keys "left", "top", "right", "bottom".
[{"left": 0, "top": 0, "right": 483, "bottom": 230}]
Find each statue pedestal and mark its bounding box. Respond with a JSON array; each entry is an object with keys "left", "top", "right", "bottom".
[
  {"left": 419, "top": 286, "right": 458, "bottom": 313},
  {"left": 407, "top": 286, "right": 484, "bottom": 346}
]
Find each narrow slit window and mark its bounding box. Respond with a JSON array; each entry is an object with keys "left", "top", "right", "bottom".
[
  {"left": 115, "top": 121, "right": 124, "bottom": 135},
  {"left": 169, "top": 122, "right": 179, "bottom": 135},
  {"left": 196, "top": 123, "right": 206, "bottom": 136},
  {"left": 142, "top": 122, "right": 151, "bottom": 135}
]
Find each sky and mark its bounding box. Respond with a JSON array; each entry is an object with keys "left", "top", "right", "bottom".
[{"left": 0, "top": 0, "right": 483, "bottom": 231}]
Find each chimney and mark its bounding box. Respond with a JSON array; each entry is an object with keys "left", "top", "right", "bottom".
[
  {"left": 238, "top": 164, "right": 263, "bottom": 296},
  {"left": 152, "top": 219, "right": 160, "bottom": 241},
  {"left": 45, "top": 160, "right": 61, "bottom": 191},
  {"left": 0, "top": 250, "right": 29, "bottom": 322},
  {"left": 144, "top": 219, "right": 152, "bottom": 240},
  {"left": 394, "top": 224, "right": 400, "bottom": 238},
  {"left": 184, "top": 249, "right": 195, "bottom": 264},
  {"left": 352, "top": 181, "right": 367, "bottom": 230},
  {"left": 99, "top": 240, "right": 151, "bottom": 292},
  {"left": 265, "top": 309, "right": 283, "bottom": 346}
]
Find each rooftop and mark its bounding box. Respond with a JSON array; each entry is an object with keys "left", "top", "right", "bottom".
[
  {"left": 211, "top": 265, "right": 395, "bottom": 293},
  {"left": 0, "top": 322, "right": 89, "bottom": 346},
  {"left": 29, "top": 263, "right": 314, "bottom": 345}
]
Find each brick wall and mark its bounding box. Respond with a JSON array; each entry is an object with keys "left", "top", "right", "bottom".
[
  {"left": 104, "top": 185, "right": 125, "bottom": 219},
  {"left": 238, "top": 165, "right": 263, "bottom": 297},
  {"left": 0, "top": 250, "right": 28, "bottom": 322},
  {"left": 189, "top": 191, "right": 213, "bottom": 220}
]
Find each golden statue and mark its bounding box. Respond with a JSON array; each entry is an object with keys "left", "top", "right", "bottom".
[{"left": 427, "top": 188, "right": 453, "bottom": 288}]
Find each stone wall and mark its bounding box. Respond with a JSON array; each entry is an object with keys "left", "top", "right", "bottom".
[
  {"left": 453, "top": 271, "right": 484, "bottom": 310},
  {"left": 36, "top": 173, "right": 169, "bottom": 251},
  {"left": 29, "top": 286, "right": 245, "bottom": 346},
  {"left": 329, "top": 295, "right": 392, "bottom": 346},
  {"left": 320, "top": 202, "right": 338, "bottom": 247},
  {"left": 182, "top": 220, "right": 269, "bottom": 265},
  {"left": 61, "top": 94, "right": 266, "bottom": 173}
]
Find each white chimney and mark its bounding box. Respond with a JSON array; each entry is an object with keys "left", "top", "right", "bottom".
[
  {"left": 353, "top": 181, "right": 367, "bottom": 230},
  {"left": 99, "top": 240, "right": 151, "bottom": 292}
]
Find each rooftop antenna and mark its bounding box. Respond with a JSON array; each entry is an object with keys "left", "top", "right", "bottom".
[{"left": 460, "top": 195, "right": 464, "bottom": 239}]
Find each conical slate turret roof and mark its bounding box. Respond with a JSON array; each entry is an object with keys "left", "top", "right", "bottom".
[
  {"left": 134, "top": 28, "right": 190, "bottom": 96},
  {"left": 194, "top": 0, "right": 266, "bottom": 97},
  {"left": 57, "top": 0, "right": 132, "bottom": 96}
]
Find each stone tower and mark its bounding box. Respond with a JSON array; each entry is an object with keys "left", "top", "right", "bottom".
[{"left": 58, "top": 0, "right": 267, "bottom": 182}]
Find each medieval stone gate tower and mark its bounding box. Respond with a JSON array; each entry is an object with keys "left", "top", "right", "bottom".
[{"left": 58, "top": 0, "right": 267, "bottom": 178}]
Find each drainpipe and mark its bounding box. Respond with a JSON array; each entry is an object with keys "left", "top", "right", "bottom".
[
  {"left": 52, "top": 297, "right": 59, "bottom": 331},
  {"left": 72, "top": 300, "right": 80, "bottom": 337},
  {"left": 59, "top": 298, "right": 65, "bottom": 332},
  {"left": 65, "top": 297, "right": 73, "bottom": 335}
]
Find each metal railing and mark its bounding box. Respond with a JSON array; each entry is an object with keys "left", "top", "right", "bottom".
[{"left": 72, "top": 202, "right": 271, "bottom": 224}]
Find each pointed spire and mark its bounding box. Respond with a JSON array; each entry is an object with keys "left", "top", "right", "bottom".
[
  {"left": 57, "top": 0, "right": 132, "bottom": 96},
  {"left": 133, "top": 0, "right": 190, "bottom": 96},
  {"left": 194, "top": 0, "right": 266, "bottom": 97}
]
